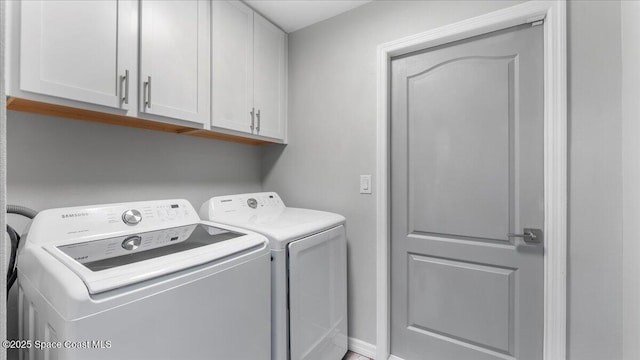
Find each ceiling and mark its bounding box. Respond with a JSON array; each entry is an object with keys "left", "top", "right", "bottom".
[{"left": 244, "top": 1, "right": 372, "bottom": 33}]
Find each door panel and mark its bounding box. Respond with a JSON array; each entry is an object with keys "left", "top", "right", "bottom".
[
  {"left": 211, "top": 0, "right": 254, "bottom": 134},
  {"left": 20, "top": 0, "right": 132, "bottom": 110},
  {"left": 407, "top": 254, "right": 515, "bottom": 353},
  {"left": 140, "top": 0, "right": 210, "bottom": 125},
  {"left": 253, "top": 13, "right": 286, "bottom": 140},
  {"left": 408, "top": 56, "right": 515, "bottom": 241},
  {"left": 391, "top": 24, "right": 544, "bottom": 360}
]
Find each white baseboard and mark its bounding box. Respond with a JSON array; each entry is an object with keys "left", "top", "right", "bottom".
[
  {"left": 347, "top": 337, "right": 406, "bottom": 360},
  {"left": 348, "top": 337, "right": 377, "bottom": 359}
]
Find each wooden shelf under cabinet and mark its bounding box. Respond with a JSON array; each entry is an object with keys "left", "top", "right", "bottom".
[{"left": 6, "top": 97, "right": 273, "bottom": 146}]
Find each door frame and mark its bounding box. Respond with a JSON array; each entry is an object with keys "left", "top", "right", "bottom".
[{"left": 375, "top": 1, "right": 567, "bottom": 360}]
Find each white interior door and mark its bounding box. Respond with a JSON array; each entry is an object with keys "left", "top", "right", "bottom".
[
  {"left": 390, "top": 23, "right": 544, "bottom": 360},
  {"left": 20, "top": 0, "right": 134, "bottom": 110},
  {"left": 211, "top": 1, "right": 254, "bottom": 134},
  {"left": 288, "top": 226, "right": 348, "bottom": 360},
  {"left": 253, "top": 13, "right": 286, "bottom": 140},
  {"left": 140, "top": 0, "right": 210, "bottom": 125}
]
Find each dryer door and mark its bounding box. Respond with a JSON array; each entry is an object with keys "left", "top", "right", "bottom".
[{"left": 287, "top": 225, "right": 348, "bottom": 360}]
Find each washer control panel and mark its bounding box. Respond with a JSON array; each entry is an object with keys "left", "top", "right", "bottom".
[
  {"left": 106, "top": 202, "right": 192, "bottom": 226},
  {"left": 28, "top": 199, "right": 201, "bottom": 245}
]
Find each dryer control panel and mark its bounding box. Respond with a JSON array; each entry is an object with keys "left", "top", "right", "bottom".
[
  {"left": 27, "top": 199, "right": 201, "bottom": 245},
  {"left": 201, "top": 192, "right": 285, "bottom": 218}
]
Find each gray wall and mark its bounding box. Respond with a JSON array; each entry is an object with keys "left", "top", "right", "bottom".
[
  {"left": 568, "top": 2, "right": 623, "bottom": 359},
  {"left": 7, "top": 111, "right": 263, "bottom": 211},
  {"left": 263, "top": 0, "right": 626, "bottom": 358},
  {"left": 622, "top": 2, "right": 640, "bottom": 360}
]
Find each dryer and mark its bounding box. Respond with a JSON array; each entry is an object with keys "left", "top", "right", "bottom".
[
  {"left": 200, "top": 192, "right": 348, "bottom": 360},
  {"left": 17, "top": 199, "right": 271, "bottom": 360}
]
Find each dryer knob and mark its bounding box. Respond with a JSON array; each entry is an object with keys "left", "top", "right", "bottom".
[{"left": 122, "top": 209, "right": 142, "bottom": 225}]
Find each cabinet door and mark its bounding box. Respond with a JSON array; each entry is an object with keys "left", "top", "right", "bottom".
[
  {"left": 140, "top": 0, "right": 210, "bottom": 125},
  {"left": 253, "top": 13, "right": 287, "bottom": 140},
  {"left": 20, "top": 0, "right": 135, "bottom": 110},
  {"left": 211, "top": 1, "right": 254, "bottom": 134}
]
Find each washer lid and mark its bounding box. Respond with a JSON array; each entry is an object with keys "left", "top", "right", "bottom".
[
  {"left": 207, "top": 208, "right": 345, "bottom": 249},
  {"left": 45, "top": 223, "right": 267, "bottom": 294}
]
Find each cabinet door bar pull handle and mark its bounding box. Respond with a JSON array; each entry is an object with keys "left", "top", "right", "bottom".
[
  {"left": 250, "top": 107, "right": 255, "bottom": 132},
  {"left": 256, "top": 109, "right": 261, "bottom": 133},
  {"left": 120, "top": 70, "right": 129, "bottom": 105},
  {"left": 144, "top": 76, "right": 151, "bottom": 109}
]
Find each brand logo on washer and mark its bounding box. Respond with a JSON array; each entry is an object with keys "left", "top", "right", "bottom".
[{"left": 61, "top": 212, "right": 89, "bottom": 219}]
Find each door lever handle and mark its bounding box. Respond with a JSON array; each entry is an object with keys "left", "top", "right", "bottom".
[{"left": 508, "top": 228, "right": 543, "bottom": 244}]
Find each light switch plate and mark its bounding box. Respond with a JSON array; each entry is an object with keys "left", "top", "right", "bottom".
[{"left": 360, "top": 175, "right": 372, "bottom": 194}]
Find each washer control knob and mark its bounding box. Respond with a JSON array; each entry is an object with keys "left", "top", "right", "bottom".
[
  {"left": 122, "top": 235, "right": 142, "bottom": 251},
  {"left": 122, "top": 209, "right": 142, "bottom": 225},
  {"left": 247, "top": 198, "right": 258, "bottom": 209}
]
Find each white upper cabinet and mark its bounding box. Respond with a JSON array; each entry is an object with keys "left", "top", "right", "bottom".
[
  {"left": 140, "top": 0, "right": 210, "bottom": 126},
  {"left": 19, "top": 0, "right": 136, "bottom": 110},
  {"left": 10, "top": 0, "right": 285, "bottom": 143},
  {"left": 253, "top": 13, "right": 287, "bottom": 140},
  {"left": 211, "top": 1, "right": 254, "bottom": 134},
  {"left": 211, "top": 1, "right": 287, "bottom": 142}
]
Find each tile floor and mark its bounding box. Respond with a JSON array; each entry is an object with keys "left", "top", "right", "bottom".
[{"left": 343, "top": 351, "right": 372, "bottom": 360}]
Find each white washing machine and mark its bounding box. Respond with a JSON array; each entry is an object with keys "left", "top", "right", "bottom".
[
  {"left": 200, "top": 192, "right": 348, "bottom": 360},
  {"left": 17, "top": 199, "right": 271, "bottom": 360}
]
